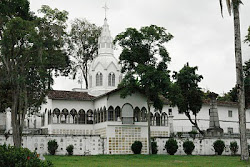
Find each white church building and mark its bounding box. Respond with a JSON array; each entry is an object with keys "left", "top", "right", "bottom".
[{"left": 1, "top": 17, "right": 250, "bottom": 155}]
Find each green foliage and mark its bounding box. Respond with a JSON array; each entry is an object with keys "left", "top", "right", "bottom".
[
  {"left": 48, "top": 140, "right": 58, "bottom": 155},
  {"left": 176, "top": 132, "right": 183, "bottom": 138},
  {"left": 169, "top": 63, "right": 203, "bottom": 134},
  {"left": 151, "top": 141, "right": 158, "bottom": 154},
  {"left": 165, "top": 138, "right": 178, "bottom": 155},
  {"left": 217, "top": 87, "right": 237, "bottom": 102},
  {"left": 67, "top": 18, "right": 101, "bottom": 89},
  {"left": 0, "top": 144, "right": 53, "bottom": 167},
  {"left": 131, "top": 141, "right": 143, "bottom": 154},
  {"left": 217, "top": 59, "right": 250, "bottom": 108},
  {"left": 114, "top": 25, "right": 173, "bottom": 111},
  {"left": 183, "top": 140, "right": 195, "bottom": 155},
  {"left": 213, "top": 140, "right": 225, "bottom": 155},
  {"left": 66, "top": 145, "right": 74, "bottom": 156},
  {"left": 230, "top": 141, "right": 238, "bottom": 155},
  {"left": 0, "top": 2, "right": 70, "bottom": 146}
]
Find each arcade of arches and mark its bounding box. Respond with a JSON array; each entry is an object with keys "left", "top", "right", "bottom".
[{"left": 42, "top": 105, "right": 169, "bottom": 127}]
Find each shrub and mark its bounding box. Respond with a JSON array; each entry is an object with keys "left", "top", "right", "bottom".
[
  {"left": 48, "top": 140, "right": 58, "bottom": 155},
  {"left": 66, "top": 145, "right": 74, "bottom": 156},
  {"left": 0, "top": 144, "right": 53, "bottom": 167},
  {"left": 151, "top": 141, "right": 158, "bottom": 154},
  {"left": 131, "top": 141, "right": 142, "bottom": 154},
  {"left": 177, "top": 132, "right": 183, "bottom": 138},
  {"left": 183, "top": 140, "right": 195, "bottom": 155},
  {"left": 213, "top": 140, "right": 225, "bottom": 155},
  {"left": 165, "top": 138, "right": 178, "bottom": 155},
  {"left": 230, "top": 141, "right": 238, "bottom": 155}
]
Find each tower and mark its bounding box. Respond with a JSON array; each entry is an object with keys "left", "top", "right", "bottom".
[{"left": 88, "top": 5, "right": 121, "bottom": 96}]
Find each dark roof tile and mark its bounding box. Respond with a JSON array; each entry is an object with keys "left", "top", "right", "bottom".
[{"left": 48, "top": 90, "right": 95, "bottom": 101}]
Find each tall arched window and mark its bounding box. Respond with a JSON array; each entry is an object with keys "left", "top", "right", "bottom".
[
  {"left": 108, "top": 72, "right": 115, "bottom": 86},
  {"left": 96, "top": 72, "right": 103, "bottom": 86}
]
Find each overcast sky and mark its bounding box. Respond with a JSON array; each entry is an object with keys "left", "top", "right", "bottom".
[{"left": 29, "top": 0, "right": 250, "bottom": 95}]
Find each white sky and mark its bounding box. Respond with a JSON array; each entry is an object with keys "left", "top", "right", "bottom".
[{"left": 29, "top": 0, "right": 250, "bottom": 95}]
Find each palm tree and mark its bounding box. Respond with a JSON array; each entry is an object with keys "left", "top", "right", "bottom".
[{"left": 219, "top": 0, "right": 249, "bottom": 161}]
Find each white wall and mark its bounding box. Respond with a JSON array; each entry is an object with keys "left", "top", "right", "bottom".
[
  {"left": 0, "top": 135, "right": 103, "bottom": 155},
  {"left": 155, "top": 137, "right": 249, "bottom": 155}
]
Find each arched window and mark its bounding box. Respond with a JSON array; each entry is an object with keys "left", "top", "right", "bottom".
[
  {"left": 87, "top": 110, "right": 93, "bottom": 124},
  {"left": 108, "top": 72, "right": 115, "bottom": 86},
  {"left": 78, "top": 109, "right": 85, "bottom": 124},
  {"left": 96, "top": 72, "right": 103, "bottom": 86},
  {"left": 115, "top": 106, "right": 121, "bottom": 121},
  {"left": 134, "top": 107, "right": 141, "bottom": 122},
  {"left": 155, "top": 112, "right": 161, "bottom": 126},
  {"left": 108, "top": 106, "right": 114, "bottom": 121},
  {"left": 141, "top": 107, "right": 147, "bottom": 122}
]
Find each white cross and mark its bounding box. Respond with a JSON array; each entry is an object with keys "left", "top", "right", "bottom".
[{"left": 103, "top": 3, "right": 109, "bottom": 19}]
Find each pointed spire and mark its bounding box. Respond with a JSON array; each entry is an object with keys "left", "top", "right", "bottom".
[{"left": 98, "top": 4, "right": 113, "bottom": 56}]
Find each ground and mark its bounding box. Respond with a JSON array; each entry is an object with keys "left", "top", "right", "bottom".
[{"left": 45, "top": 155, "right": 250, "bottom": 167}]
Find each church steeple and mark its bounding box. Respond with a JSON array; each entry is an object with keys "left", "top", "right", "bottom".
[{"left": 98, "top": 4, "right": 113, "bottom": 55}]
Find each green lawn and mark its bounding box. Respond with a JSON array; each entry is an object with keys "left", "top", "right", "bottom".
[{"left": 45, "top": 154, "right": 250, "bottom": 167}]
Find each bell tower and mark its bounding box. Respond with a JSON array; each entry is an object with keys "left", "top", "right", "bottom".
[{"left": 88, "top": 4, "right": 122, "bottom": 96}]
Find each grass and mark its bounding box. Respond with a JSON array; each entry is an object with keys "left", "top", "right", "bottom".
[{"left": 45, "top": 154, "right": 250, "bottom": 167}]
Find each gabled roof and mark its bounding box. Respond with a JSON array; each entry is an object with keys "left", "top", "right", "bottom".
[{"left": 48, "top": 90, "right": 95, "bottom": 101}]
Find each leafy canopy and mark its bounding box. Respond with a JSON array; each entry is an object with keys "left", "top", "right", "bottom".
[
  {"left": 114, "top": 25, "right": 173, "bottom": 110},
  {"left": 169, "top": 63, "right": 204, "bottom": 133},
  {"left": 67, "top": 18, "right": 101, "bottom": 88}
]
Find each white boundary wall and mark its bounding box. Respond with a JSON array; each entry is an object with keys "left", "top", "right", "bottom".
[
  {"left": 155, "top": 138, "right": 250, "bottom": 155},
  {"left": 0, "top": 135, "right": 104, "bottom": 155}
]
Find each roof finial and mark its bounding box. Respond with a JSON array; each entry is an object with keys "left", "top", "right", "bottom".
[{"left": 103, "top": 3, "right": 109, "bottom": 20}]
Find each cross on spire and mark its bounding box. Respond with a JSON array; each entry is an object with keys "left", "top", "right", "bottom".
[{"left": 103, "top": 3, "right": 109, "bottom": 19}]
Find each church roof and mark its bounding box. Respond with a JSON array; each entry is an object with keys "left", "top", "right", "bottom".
[{"left": 48, "top": 90, "right": 95, "bottom": 101}]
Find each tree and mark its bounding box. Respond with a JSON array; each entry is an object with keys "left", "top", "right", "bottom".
[
  {"left": 219, "top": 0, "right": 248, "bottom": 160},
  {"left": 169, "top": 63, "right": 204, "bottom": 134},
  {"left": 67, "top": 18, "right": 101, "bottom": 89},
  {"left": 0, "top": 3, "right": 70, "bottom": 147},
  {"left": 114, "top": 25, "right": 173, "bottom": 154}
]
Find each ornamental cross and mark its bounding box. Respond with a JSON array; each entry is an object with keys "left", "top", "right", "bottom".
[{"left": 103, "top": 3, "right": 109, "bottom": 19}]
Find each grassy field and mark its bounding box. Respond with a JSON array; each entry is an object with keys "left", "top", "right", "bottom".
[{"left": 45, "top": 154, "right": 250, "bottom": 167}]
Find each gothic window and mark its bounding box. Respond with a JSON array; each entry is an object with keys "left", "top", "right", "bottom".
[
  {"left": 96, "top": 72, "right": 103, "bottom": 86},
  {"left": 108, "top": 72, "right": 115, "bottom": 86}
]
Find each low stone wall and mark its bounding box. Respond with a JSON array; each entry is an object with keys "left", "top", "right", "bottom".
[
  {"left": 0, "top": 134, "right": 105, "bottom": 155},
  {"left": 155, "top": 137, "right": 248, "bottom": 155},
  {"left": 0, "top": 134, "right": 248, "bottom": 156}
]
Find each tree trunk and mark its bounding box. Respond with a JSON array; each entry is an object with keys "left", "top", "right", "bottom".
[
  {"left": 233, "top": 2, "right": 249, "bottom": 161},
  {"left": 185, "top": 112, "right": 204, "bottom": 135},
  {"left": 11, "top": 90, "right": 22, "bottom": 147},
  {"left": 147, "top": 100, "right": 152, "bottom": 155}
]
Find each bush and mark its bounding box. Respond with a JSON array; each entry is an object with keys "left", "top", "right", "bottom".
[
  {"left": 151, "top": 141, "right": 158, "bottom": 154},
  {"left": 0, "top": 144, "right": 53, "bottom": 167},
  {"left": 183, "top": 140, "right": 195, "bottom": 155},
  {"left": 48, "top": 140, "right": 58, "bottom": 155},
  {"left": 165, "top": 138, "right": 178, "bottom": 155},
  {"left": 213, "top": 140, "right": 225, "bottom": 155},
  {"left": 66, "top": 145, "right": 74, "bottom": 156},
  {"left": 131, "top": 141, "right": 142, "bottom": 154},
  {"left": 176, "top": 132, "right": 183, "bottom": 138},
  {"left": 230, "top": 141, "right": 238, "bottom": 155}
]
